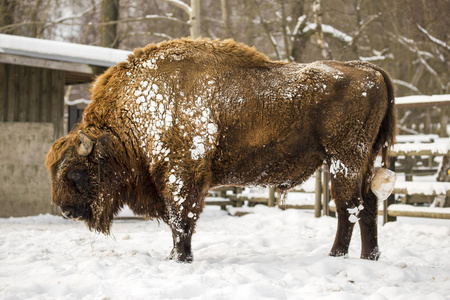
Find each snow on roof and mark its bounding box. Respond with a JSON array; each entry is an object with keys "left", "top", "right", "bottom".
[{"left": 0, "top": 33, "right": 131, "bottom": 67}]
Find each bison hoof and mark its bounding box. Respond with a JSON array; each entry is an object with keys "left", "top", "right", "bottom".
[
  {"left": 329, "top": 250, "right": 348, "bottom": 258},
  {"left": 361, "top": 250, "right": 380, "bottom": 261},
  {"left": 167, "top": 249, "right": 193, "bottom": 263}
]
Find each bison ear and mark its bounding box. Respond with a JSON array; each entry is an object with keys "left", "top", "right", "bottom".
[
  {"left": 97, "top": 134, "right": 112, "bottom": 147},
  {"left": 97, "top": 134, "right": 113, "bottom": 159},
  {"left": 78, "top": 130, "right": 94, "bottom": 156}
]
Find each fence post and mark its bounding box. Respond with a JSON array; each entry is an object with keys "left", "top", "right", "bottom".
[
  {"left": 314, "top": 169, "right": 322, "bottom": 217},
  {"left": 322, "top": 165, "right": 330, "bottom": 216},
  {"left": 268, "top": 187, "right": 276, "bottom": 207},
  {"left": 383, "top": 157, "right": 397, "bottom": 224}
]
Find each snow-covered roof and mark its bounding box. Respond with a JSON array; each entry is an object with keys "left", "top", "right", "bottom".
[{"left": 0, "top": 33, "right": 131, "bottom": 68}]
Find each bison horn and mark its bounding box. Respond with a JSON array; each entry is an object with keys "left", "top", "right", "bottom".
[{"left": 78, "top": 130, "right": 94, "bottom": 156}]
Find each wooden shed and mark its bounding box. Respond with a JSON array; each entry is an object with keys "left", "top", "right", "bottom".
[{"left": 0, "top": 34, "right": 130, "bottom": 217}]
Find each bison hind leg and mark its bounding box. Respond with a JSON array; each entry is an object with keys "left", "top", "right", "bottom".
[
  {"left": 329, "top": 161, "right": 381, "bottom": 260},
  {"left": 327, "top": 157, "right": 366, "bottom": 258},
  {"left": 358, "top": 173, "right": 381, "bottom": 260}
]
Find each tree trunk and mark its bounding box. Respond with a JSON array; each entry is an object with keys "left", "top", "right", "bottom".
[
  {"left": 29, "top": 0, "right": 42, "bottom": 37},
  {"left": 190, "top": 0, "right": 201, "bottom": 39},
  {"left": 313, "top": 0, "right": 332, "bottom": 60},
  {"left": 101, "top": 0, "right": 120, "bottom": 48},
  {"left": 0, "top": 0, "right": 15, "bottom": 34},
  {"left": 221, "top": 0, "right": 232, "bottom": 38},
  {"left": 279, "top": 0, "right": 290, "bottom": 61},
  {"left": 290, "top": 0, "right": 309, "bottom": 62}
]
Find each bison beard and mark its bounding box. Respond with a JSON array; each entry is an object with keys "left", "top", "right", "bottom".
[{"left": 46, "top": 38, "right": 396, "bottom": 262}]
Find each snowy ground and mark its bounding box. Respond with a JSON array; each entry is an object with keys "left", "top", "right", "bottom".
[{"left": 1, "top": 203, "right": 449, "bottom": 300}]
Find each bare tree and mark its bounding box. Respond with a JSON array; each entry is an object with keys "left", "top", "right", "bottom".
[
  {"left": 100, "top": 0, "right": 120, "bottom": 48},
  {"left": 221, "top": 0, "right": 232, "bottom": 38},
  {"left": 0, "top": 0, "right": 15, "bottom": 34},
  {"left": 166, "top": 0, "right": 201, "bottom": 38}
]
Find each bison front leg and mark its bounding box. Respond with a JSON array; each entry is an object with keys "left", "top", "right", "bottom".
[
  {"left": 168, "top": 222, "right": 195, "bottom": 263},
  {"left": 165, "top": 203, "right": 196, "bottom": 263}
]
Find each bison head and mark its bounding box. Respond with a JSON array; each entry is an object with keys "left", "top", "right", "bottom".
[{"left": 46, "top": 130, "right": 124, "bottom": 234}]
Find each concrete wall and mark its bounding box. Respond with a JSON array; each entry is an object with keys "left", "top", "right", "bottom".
[{"left": 0, "top": 122, "right": 59, "bottom": 217}]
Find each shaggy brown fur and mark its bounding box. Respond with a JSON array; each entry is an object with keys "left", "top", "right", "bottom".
[{"left": 46, "top": 38, "right": 396, "bottom": 262}]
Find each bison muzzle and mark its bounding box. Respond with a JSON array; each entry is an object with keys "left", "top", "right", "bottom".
[{"left": 46, "top": 38, "right": 396, "bottom": 262}]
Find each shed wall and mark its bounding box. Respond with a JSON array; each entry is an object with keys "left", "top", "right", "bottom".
[
  {"left": 0, "top": 63, "right": 64, "bottom": 217},
  {"left": 0, "top": 63, "right": 65, "bottom": 138},
  {"left": 0, "top": 122, "right": 59, "bottom": 217}
]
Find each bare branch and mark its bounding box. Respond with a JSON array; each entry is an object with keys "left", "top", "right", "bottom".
[
  {"left": 52, "top": 3, "right": 98, "bottom": 24},
  {"left": 351, "top": 14, "right": 379, "bottom": 47},
  {"left": 392, "top": 79, "right": 423, "bottom": 94},
  {"left": 0, "top": 3, "right": 99, "bottom": 32},
  {"left": 291, "top": 15, "right": 307, "bottom": 38},
  {"left": 100, "top": 15, "right": 186, "bottom": 26},
  {"left": 392, "top": 32, "right": 445, "bottom": 91},
  {"left": 165, "top": 0, "right": 192, "bottom": 15},
  {"left": 0, "top": 12, "right": 186, "bottom": 33},
  {"left": 251, "top": 0, "right": 281, "bottom": 60},
  {"left": 302, "top": 23, "right": 352, "bottom": 45},
  {"left": 125, "top": 31, "right": 174, "bottom": 41},
  {"left": 397, "top": 124, "right": 421, "bottom": 135},
  {"left": 393, "top": 33, "right": 434, "bottom": 59},
  {"left": 417, "top": 24, "right": 450, "bottom": 53}
]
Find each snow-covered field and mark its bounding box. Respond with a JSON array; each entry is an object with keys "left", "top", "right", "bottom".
[{"left": 1, "top": 204, "right": 449, "bottom": 300}]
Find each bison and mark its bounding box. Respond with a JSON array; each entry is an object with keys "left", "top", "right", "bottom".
[{"left": 46, "top": 38, "right": 396, "bottom": 262}]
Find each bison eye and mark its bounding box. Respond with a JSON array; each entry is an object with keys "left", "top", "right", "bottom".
[{"left": 66, "top": 169, "right": 87, "bottom": 183}]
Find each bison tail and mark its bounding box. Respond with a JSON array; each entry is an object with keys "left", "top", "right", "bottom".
[{"left": 373, "top": 66, "right": 396, "bottom": 169}]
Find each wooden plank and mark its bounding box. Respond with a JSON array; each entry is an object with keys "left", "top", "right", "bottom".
[
  {"left": 6, "top": 64, "right": 16, "bottom": 121},
  {"left": 28, "top": 66, "right": 40, "bottom": 122},
  {"left": 114, "top": 216, "right": 146, "bottom": 221},
  {"left": 0, "top": 53, "right": 94, "bottom": 76},
  {"left": 205, "top": 199, "right": 234, "bottom": 211},
  {"left": 392, "top": 187, "right": 443, "bottom": 196},
  {"left": 50, "top": 70, "right": 58, "bottom": 131},
  {"left": 0, "top": 63, "right": 7, "bottom": 121},
  {"left": 51, "top": 69, "right": 65, "bottom": 139},
  {"left": 390, "top": 149, "right": 449, "bottom": 157},
  {"left": 393, "top": 181, "right": 449, "bottom": 196},
  {"left": 322, "top": 165, "right": 330, "bottom": 216},
  {"left": 387, "top": 208, "right": 450, "bottom": 219},
  {"left": 268, "top": 187, "right": 275, "bottom": 207},
  {"left": 40, "top": 68, "right": 49, "bottom": 122},
  {"left": 58, "top": 70, "right": 66, "bottom": 136},
  {"left": 246, "top": 197, "right": 268, "bottom": 204},
  {"left": 18, "top": 65, "right": 29, "bottom": 122},
  {"left": 329, "top": 204, "right": 450, "bottom": 220},
  {"left": 279, "top": 204, "right": 315, "bottom": 210},
  {"left": 205, "top": 200, "right": 233, "bottom": 206},
  {"left": 395, "top": 101, "right": 450, "bottom": 109},
  {"left": 395, "top": 94, "right": 450, "bottom": 109},
  {"left": 314, "top": 169, "right": 322, "bottom": 218}
]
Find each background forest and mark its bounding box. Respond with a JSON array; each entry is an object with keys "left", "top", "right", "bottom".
[{"left": 1, "top": 0, "right": 449, "bottom": 135}]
